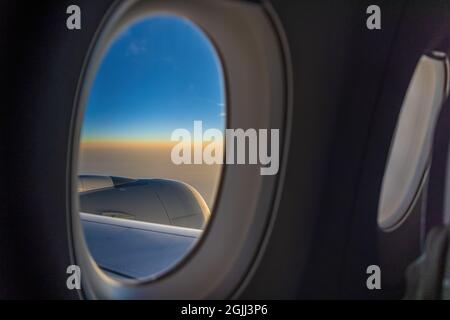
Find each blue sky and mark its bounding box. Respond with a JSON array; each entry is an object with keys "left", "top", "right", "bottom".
[{"left": 81, "top": 15, "right": 225, "bottom": 142}]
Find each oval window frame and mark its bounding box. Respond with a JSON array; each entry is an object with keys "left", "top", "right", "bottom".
[
  {"left": 70, "top": 0, "right": 289, "bottom": 299},
  {"left": 378, "top": 53, "right": 449, "bottom": 231}
]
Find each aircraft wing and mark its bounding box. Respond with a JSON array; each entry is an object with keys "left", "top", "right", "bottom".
[{"left": 80, "top": 213, "right": 201, "bottom": 279}]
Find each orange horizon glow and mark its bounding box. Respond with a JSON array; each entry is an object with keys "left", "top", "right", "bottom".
[{"left": 80, "top": 139, "right": 224, "bottom": 149}]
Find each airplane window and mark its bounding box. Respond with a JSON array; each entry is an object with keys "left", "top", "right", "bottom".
[
  {"left": 378, "top": 54, "right": 449, "bottom": 230},
  {"left": 77, "top": 15, "right": 225, "bottom": 280}
]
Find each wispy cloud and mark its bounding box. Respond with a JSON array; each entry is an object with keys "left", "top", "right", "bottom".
[{"left": 127, "top": 39, "right": 148, "bottom": 56}]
